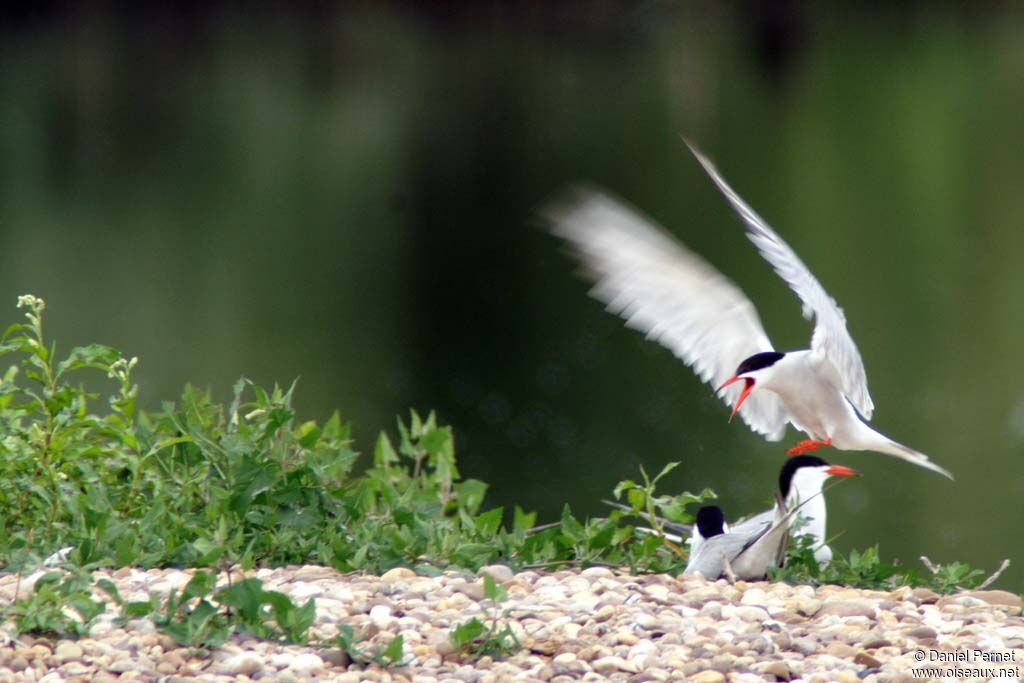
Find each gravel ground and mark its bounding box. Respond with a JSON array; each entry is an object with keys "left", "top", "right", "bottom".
[{"left": 1, "top": 565, "right": 1022, "bottom": 682}]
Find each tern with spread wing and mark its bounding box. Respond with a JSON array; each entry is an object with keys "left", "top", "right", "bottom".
[{"left": 549, "top": 141, "right": 952, "bottom": 479}]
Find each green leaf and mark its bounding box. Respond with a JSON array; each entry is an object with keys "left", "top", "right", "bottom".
[
  {"left": 381, "top": 634, "right": 404, "bottom": 663},
  {"left": 180, "top": 571, "right": 216, "bottom": 603},
  {"left": 451, "top": 618, "right": 486, "bottom": 648},
  {"left": 374, "top": 432, "right": 399, "bottom": 467},
  {"left": 473, "top": 507, "right": 503, "bottom": 537}
]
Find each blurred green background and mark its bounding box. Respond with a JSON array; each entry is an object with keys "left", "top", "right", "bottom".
[{"left": 2, "top": 4, "right": 1023, "bottom": 586}]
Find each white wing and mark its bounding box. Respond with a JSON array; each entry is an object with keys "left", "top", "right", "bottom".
[
  {"left": 548, "top": 188, "right": 790, "bottom": 440},
  {"left": 686, "top": 141, "right": 874, "bottom": 419}
]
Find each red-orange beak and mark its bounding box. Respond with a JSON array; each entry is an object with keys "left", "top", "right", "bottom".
[
  {"left": 826, "top": 465, "right": 859, "bottom": 478},
  {"left": 718, "top": 375, "right": 754, "bottom": 422}
]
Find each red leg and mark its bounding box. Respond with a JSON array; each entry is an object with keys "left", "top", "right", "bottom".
[{"left": 786, "top": 438, "right": 833, "bottom": 456}]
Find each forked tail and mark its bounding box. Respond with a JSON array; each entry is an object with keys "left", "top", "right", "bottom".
[{"left": 876, "top": 437, "right": 954, "bottom": 480}]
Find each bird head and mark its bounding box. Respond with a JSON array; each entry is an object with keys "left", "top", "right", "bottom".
[
  {"left": 717, "top": 351, "right": 786, "bottom": 420},
  {"left": 779, "top": 454, "right": 859, "bottom": 504},
  {"left": 694, "top": 505, "right": 727, "bottom": 540}
]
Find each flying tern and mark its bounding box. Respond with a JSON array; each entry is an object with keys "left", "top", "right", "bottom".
[{"left": 548, "top": 141, "right": 952, "bottom": 479}]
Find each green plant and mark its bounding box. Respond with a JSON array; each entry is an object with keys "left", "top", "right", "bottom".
[
  {"left": 773, "top": 536, "right": 991, "bottom": 593},
  {"left": 450, "top": 575, "right": 521, "bottom": 659},
  {"left": 613, "top": 462, "right": 716, "bottom": 535},
  {"left": 3, "top": 569, "right": 106, "bottom": 638},
  {"left": 99, "top": 571, "right": 316, "bottom": 648},
  {"left": 332, "top": 626, "right": 406, "bottom": 668}
]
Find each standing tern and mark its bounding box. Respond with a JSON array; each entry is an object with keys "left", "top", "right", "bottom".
[
  {"left": 685, "top": 456, "right": 858, "bottom": 579},
  {"left": 548, "top": 141, "right": 952, "bottom": 479},
  {"left": 621, "top": 454, "right": 857, "bottom": 568},
  {"left": 729, "top": 454, "right": 858, "bottom": 567}
]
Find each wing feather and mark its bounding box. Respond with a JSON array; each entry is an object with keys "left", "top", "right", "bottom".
[
  {"left": 547, "top": 188, "right": 789, "bottom": 440},
  {"left": 685, "top": 141, "right": 875, "bottom": 419}
]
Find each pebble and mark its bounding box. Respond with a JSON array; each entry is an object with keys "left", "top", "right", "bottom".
[
  {"left": 53, "top": 642, "right": 83, "bottom": 663},
  {"left": 1, "top": 567, "right": 1020, "bottom": 681},
  {"left": 817, "top": 600, "right": 875, "bottom": 618},
  {"left": 690, "top": 671, "right": 726, "bottom": 683},
  {"left": 477, "top": 565, "right": 515, "bottom": 584}
]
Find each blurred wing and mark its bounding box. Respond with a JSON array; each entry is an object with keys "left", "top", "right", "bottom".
[
  {"left": 548, "top": 188, "right": 789, "bottom": 440},
  {"left": 686, "top": 141, "right": 874, "bottom": 419}
]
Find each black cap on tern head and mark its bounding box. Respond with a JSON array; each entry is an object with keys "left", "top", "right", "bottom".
[
  {"left": 734, "top": 351, "right": 786, "bottom": 376},
  {"left": 778, "top": 454, "right": 829, "bottom": 498},
  {"left": 695, "top": 505, "right": 727, "bottom": 538}
]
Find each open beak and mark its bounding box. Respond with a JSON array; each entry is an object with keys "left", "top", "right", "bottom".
[
  {"left": 826, "top": 465, "right": 860, "bottom": 478},
  {"left": 718, "top": 375, "right": 754, "bottom": 422}
]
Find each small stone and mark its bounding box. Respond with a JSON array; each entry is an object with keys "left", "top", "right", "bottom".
[
  {"left": 319, "top": 649, "right": 349, "bottom": 668},
  {"left": 109, "top": 659, "right": 137, "bottom": 673},
  {"left": 854, "top": 651, "right": 882, "bottom": 668},
  {"left": 793, "top": 597, "right": 822, "bottom": 616},
  {"left": 581, "top": 567, "right": 614, "bottom": 579},
  {"left": 911, "top": 588, "right": 939, "bottom": 604},
  {"left": 89, "top": 621, "right": 114, "bottom": 637},
  {"left": 965, "top": 590, "right": 1023, "bottom": 611},
  {"left": 61, "top": 663, "right": 93, "bottom": 676},
  {"left": 156, "top": 661, "right": 177, "bottom": 675},
  {"left": 817, "top": 600, "right": 875, "bottom": 618},
  {"left": 54, "top": 642, "right": 83, "bottom": 663},
  {"left": 791, "top": 637, "right": 819, "bottom": 656},
  {"left": 905, "top": 626, "right": 938, "bottom": 641},
  {"left": 288, "top": 652, "right": 324, "bottom": 673},
  {"left": 213, "top": 653, "right": 263, "bottom": 675},
  {"left": 825, "top": 642, "right": 857, "bottom": 658},
  {"left": 644, "top": 583, "right": 669, "bottom": 601},
  {"left": 860, "top": 637, "right": 892, "bottom": 650},
  {"left": 690, "top": 671, "right": 726, "bottom": 683},
  {"left": 592, "top": 655, "right": 638, "bottom": 674},
  {"left": 735, "top": 605, "right": 770, "bottom": 622},
  {"left": 529, "top": 640, "right": 559, "bottom": 656},
  {"left": 755, "top": 660, "right": 792, "bottom": 681},
  {"left": 477, "top": 565, "right": 515, "bottom": 583},
  {"left": 741, "top": 588, "right": 767, "bottom": 606},
  {"left": 456, "top": 582, "right": 486, "bottom": 601},
  {"left": 381, "top": 567, "right": 416, "bottom": 584},
  {"left": 369, "top": 604, "right": 393, "bottom": 621},
  {"left": 30, "top": 644, "right": 52, "bottom": 660}
]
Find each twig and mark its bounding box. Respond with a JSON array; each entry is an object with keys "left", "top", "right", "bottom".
[
  {"left": 662, "top": 537, "right": 687, "bottom": 561},
  {"left": 976, "top": 559, "right": 1011, "bottom": 590},
  {"left": 722, "top": 556, "right": 738, "bottom": 584}
]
